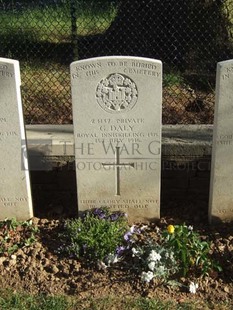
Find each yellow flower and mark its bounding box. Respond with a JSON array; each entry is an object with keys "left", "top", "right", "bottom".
[
  {"left": 190, "top": 258, "right": 195, "bottom": 266},
  {"left": 167, "top": 225, "right": 175, "bottom": 234}
]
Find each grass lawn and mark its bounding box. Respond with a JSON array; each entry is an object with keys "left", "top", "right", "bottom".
[
  {"left": 0, "top": 2, "right": 117, "bottom": 43},
  {"left": 0, "top": 1, "right": 118, "bottom": 124},
  {"left": 0, "top": 290, "right": 231, "bottom": 310},
  {"left": 0, "top": 1, "right": 219, "bottom": 124}
]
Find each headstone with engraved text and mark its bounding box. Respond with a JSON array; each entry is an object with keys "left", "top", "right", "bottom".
[
  {"left": 209, "top": 59, "right": 233, "bottom": 223},
  {"left": 0, "top": 58, "right": 33, "bottom": 220},
  {"left": 71, "top": 56, "right": 162, "bottom": 222}
]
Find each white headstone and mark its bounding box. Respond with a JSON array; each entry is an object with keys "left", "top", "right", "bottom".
[
  {"left": 0, "top": 58, "right": 33, "bottom": 220},
  {"left": 71, "top": 56, "right": 162, "bottom": 222},
  {"left": 209, "top": 59, "right": 233, "bottom": 223}
]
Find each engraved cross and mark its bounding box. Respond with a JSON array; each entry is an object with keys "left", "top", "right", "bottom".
[{"left": 102, "top": 146, "right": 135, "bottom": 196}]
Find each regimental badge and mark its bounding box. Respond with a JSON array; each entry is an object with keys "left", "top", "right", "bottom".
[{"left": 96, "top": 73, "right": 138, "bottom": 113}]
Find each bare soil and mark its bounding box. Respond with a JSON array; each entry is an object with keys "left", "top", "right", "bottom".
[
  {"left": 162, "top": 86, "right": 214, "bottom": 124},
  {"left": 0, "top": 205, "right": 232, "bottom": 308}
]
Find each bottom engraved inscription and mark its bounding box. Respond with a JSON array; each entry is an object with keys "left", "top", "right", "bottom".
[{"left": 0, "top": 197, "right": 28, "bottom": 207}]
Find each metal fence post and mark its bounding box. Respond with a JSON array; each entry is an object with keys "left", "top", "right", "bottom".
[{"left": 70, "top": 0, "right": 78, "bottom": 60}]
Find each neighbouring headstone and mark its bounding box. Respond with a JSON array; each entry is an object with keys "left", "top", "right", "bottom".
[
  {"left": 0, "top": 58, "right": 33, "bottom": 220},
  {"left": 209, "top": 59, "right": 233, "bottom": 223},
  {"left": 71, "top": 56, "right": 162, "bottom": 222}
]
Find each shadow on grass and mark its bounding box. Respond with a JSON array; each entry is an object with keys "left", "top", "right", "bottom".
[{"left": 0, "top": 31, "right": 74, "bottom": 65}]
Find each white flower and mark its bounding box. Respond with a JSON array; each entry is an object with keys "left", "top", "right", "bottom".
[
  {"left": 169, "top": 252, "right": 175, "bottom": 260},
  {"left": 148, "top": 261, "right": 156, "bottom": 271},
  {"left": 129, "top": 225, "right": 136, "bottom": 233},
  {"left": 189, "top": 282, "right": 198, "bottom": 294},
  {"left": 141, "top": 271, "right": 154, "bottom": 283},
  {"left": 132, "top": 247, "right": 140, "bottom": 257},
  {"left": 105, "top": 253, "right": 119, "bottom": 266},
  {"left": 98, "top": 260, "right": 107, "bottom": 270},
  {"left": 188, "top": 225, "right": 193, "bottom": 231},
  {"left": 148, "top": 250, "right": 161, "bottom": 262},
  {"left": 156, "top": 265, "right": 165, "bottom": 276},
  {"left": 140, "top": 225, "right": 148, "bottom": 231}
]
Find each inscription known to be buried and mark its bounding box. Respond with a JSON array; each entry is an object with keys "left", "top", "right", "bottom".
[{"left": 71, "top": 56, "right": 162, "bottom": 222}]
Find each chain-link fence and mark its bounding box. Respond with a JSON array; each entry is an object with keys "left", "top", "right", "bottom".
[{"left": 1, "top": 0, "right": 233, "bottom": 124}]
